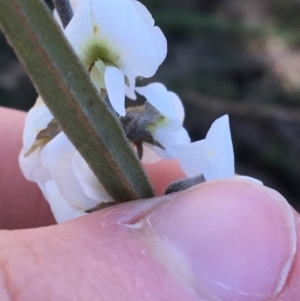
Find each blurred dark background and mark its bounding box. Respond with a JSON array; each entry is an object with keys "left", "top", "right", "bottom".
[{"left": 1, "top": 0, "right": 300, "bottom": 212}]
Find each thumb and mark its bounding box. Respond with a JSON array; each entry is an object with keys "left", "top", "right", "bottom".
[
  {"left": 0, "top": 179, "right": 299, "bottom": 301},
  {"left": 138, "top": 179, "right": 299, "bottom": 301}
]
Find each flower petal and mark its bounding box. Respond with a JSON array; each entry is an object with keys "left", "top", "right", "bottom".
[
  {"left": 34, "top": 166, "right": 85, "bottom": 223},
  {"left": 125, "top": 76, "right": 137, "bottom": 100},
  {"left": 72, "top": 152, "right": 113, "bottom": 203},
  {"left": 170, "top": 91, "right": 185, "bottom": 123},
  {"left": 23, "top": 103, "right": 53, "bottom": 154},
  {"left": 34, "top": 165, "right": 52, "bottom": 190},
  {"left": 35, "top": 174, "right": 86, "bottom": 223},
  {"left": 143, "top": 126, "right": 191, "bottom": 161},
  {"left": 64, "top": 0, "right": 95, "bottom": 67},
  {"left": 40, "top": 132, "right": 100, "bottom": 209},
  {"left": 104, "top": 66, "right": 126, "bottom": 116},
  {"left": 173, "top": 140, "right": 206, "bottom": 177},
  {"left": 203, "top": 115, "right": 234, "bottom": 180},
  {"left": 135, "top": 83, "right": 181, "bottom": 130},
  {"left": 90, "top": 60, "right": 106, "bottom": 90},
  {"left": 131, "top": 0, "right": 155, "bottom": 27},
  {"left": 130, "top": 0, "right": 167, "bottom": 74},
  {"left": 69, "top": 0, "right": 83, "bottom": 11},
  {"left": 19, "top": 147, "right": 43, "bottom": 181},
  {"left": 159, "top": 115, "right": 234, "bottom": 181},
  {"left": 176, "top": 127, "right": 191, "bottom": 144}
]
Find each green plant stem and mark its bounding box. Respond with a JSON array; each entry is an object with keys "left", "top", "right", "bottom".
[{"left": 0, "top": 0, "right": 155, "bottom": 202}]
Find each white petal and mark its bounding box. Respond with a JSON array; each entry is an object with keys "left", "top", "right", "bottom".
[
  {"left": 151, "top": 126, "right": 190, "bottom": 152},
  {"left": 104, "top": 66, "right": 126, "bottom": 116},
  {"left": 65, "top": 0, "right": 95, "bottom": 67},
  {"left": 145, "top": 128, "right": 190, "bottom": 161},
  {"left": 23, "top": 104, "right": 53, "bottom": 154},
  {"left": 135, "top": 83, "right": 181, "bottom": 130},
  {"left": 40, "top": 132, "right": 99, "bottom": 209},
  {"left": 34, "top": 165, "right": 52, "bottom": 187},
  {"left": 132, "top": 0, "right": 154, "bottom": 27},
  {"left": 131, "top": 0, "right": 167, "bottom": 75},
  {"left": 90, "top": 60, "right": 106, "bottom": 90},
  {"left": 34, "top": 167, "right": 85, "bottom": 222},
  {"left": 172, "top": 127, "right": 191, "bottom": 145},
  {"left": 173, "top": 140, "right": 206, "bottom": 177},
  {"left": 204, "top": 115, "right": 234, "bottom": 180},
  {"left": 144, "top": 128, "right": 191, "bottom": 165},
  {"left": 125, "top": 76, "right": 137, "bottom": 100},
  {"left": 39, "top": 178, "right": 86, "bottom": 223},
  {"left": 170, "top": 91, "right": 185, "bottom": 123},
  {"left": 72, "top": 152, "right": 114, "bottom": 203},
  {"left": 132, "top": 0, "right": 167, "bottom": 67},
  {"left": 69, "top": 0, "right": 83, "bottom": 11},
  {"left": 167, "top": 116, "right": 234, "bottom": 181},
  {"left": 19, "top": 147, "right": 43, "bottom": 181},
  {"left": 154, "top": 129, "right": 178, "bottom": 150}
]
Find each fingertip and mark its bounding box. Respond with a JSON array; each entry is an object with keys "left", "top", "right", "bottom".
[
  {"left": 275, "top": 210, "right": 300, "bottom": 300},
  {"left": 144, "top": 180, "right": 298, "bottom": 300}
]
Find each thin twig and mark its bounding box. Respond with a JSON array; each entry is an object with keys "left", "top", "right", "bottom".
[{"left": 52, "top": 0, "right": 73, "bottom": 28}]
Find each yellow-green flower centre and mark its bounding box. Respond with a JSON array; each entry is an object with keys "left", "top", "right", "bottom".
[
  {"left": 146, "top": 115, "right": 169, "bottom": 134},
  {"left": 81, "top": 38, "right": 121, "bottom": 68}
]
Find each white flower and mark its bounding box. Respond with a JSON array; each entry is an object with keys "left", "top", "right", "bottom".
[
  {"left": 135, "top": 83, "right": 190, "bottom": 163},
  {"left": 134, "top": 85, "right": 234, "bottom": 181},
  {"left": 39, "top": 132, "right": 113, "bottom": 221},
  {"left": 173, "top": 115, "right": 235, "bottom": 180},
  {"left": 19, "top": 101, "right": 113, "bottom": 223},
  {"left": 63, "top": 0, "right": 167, "bottom": 116}
]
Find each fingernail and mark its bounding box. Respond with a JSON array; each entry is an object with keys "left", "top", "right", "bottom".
[{"left": 143, "top": 180, "right": 297, "bottom": 301}]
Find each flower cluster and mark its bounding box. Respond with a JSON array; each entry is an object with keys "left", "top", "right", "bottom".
[{"left": 20, "top": 0, "right": 235, "bottom": 223}]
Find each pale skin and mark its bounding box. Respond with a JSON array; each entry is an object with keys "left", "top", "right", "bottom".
[{"left": 0, "top": 107, "right": 299, "bottom": 301}]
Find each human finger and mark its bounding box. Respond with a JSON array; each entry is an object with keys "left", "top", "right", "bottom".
[
  {"left": 0, "top": 179, "right": 298, "bottom": 300},
  {"left": 0, "top": 107, "right": 55, "bottom": 229}
]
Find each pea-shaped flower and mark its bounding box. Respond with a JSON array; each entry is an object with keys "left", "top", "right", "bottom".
[
  {"left": 134, "top": 83, "right": 190, "bottom": 163},
  {"left": 173, "top": 115, "right": 235, "bottom": 181},
  {"left": 19, "top": 101, "right": 113, "bottom": 223},
  {"left": 134, "top": 84, "right": 234, "bottom": 180},
  {"left": 64, "top": 0, "right": 167, "bottom": 116}
]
